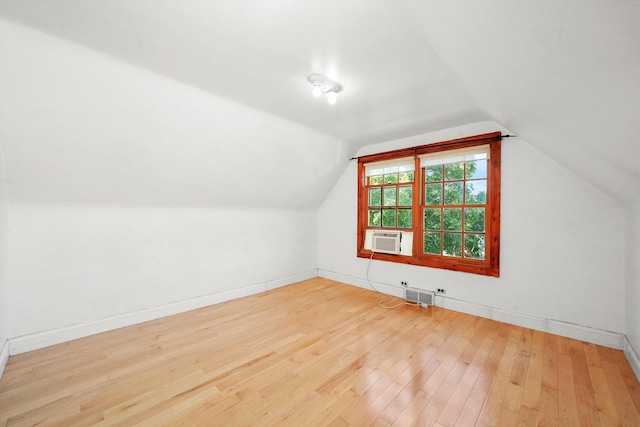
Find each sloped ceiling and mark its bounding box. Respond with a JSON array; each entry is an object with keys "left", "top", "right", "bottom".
[
  {"left": 408, "top": 1, "right": 640, "bottom": 206},
  {"left": 1, "top": 0, "right": 639, "bottom": 206}
]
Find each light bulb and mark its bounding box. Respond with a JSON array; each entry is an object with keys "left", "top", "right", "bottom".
[
  {"left": 326, "top": 91, "right": 337, "bottom": 105},
  {"left": 312, "top": 84, "right": 322, "bottom": 98}
]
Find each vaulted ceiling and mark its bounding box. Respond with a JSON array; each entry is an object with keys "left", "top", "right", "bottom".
[{"left": 1, "top": 0, "right": 639, "bottom": 207}]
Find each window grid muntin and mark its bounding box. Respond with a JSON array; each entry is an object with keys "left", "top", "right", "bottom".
[
  {"left": 421, "top": 160, "right": 487, "bottom": 260},
  {"left": 367, "top": 172, "right": 414, "bottom": 229}
]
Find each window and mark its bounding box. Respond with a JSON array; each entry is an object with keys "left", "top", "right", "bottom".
[
  {"left": 365, "top": 158, "right": 414, "bottom": 229},
  {"left": 357, "top": 132, "right": 501, "bottom": 277}
]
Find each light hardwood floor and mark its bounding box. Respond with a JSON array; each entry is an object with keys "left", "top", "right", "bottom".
[{"left": 1, "top": 278, "right": 639, "bottom": 426}]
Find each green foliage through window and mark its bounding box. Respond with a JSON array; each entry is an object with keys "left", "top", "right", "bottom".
[
  {"left": 421, "top": 159, "right": 487, "bottom": 260},
  {"left": 367, "top": 170, "right": 414, "bottom": 229},
  {"left": 369, "top": 209, "right": 381, "bottom": 227},
  {"left": 424, "top": 232, "right": 440, "bottom": 255},
  {"left": 425, "top": 184, "right": 442, "bottom": 205},
  {"left": 383, "top": 187, "right": 396, "bottom": 206},
  {"left": 369, "top": 188, "right": 381, "bottom": 206},
  {"left": 382, "top": 209, "right": 396, "bottom": 227},
  {"left": 398, "top": 209, "right": 412, "bottom": 228}
]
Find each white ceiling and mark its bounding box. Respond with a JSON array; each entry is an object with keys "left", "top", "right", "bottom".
[
  {"left": 1, "top": 0, "right": 639, "bottom": 205},
  {"left": 0, "top": 0, "right": 486, "bottom": 146}
]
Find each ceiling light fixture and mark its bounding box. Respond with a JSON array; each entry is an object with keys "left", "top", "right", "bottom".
[{"left": 308, "top": 74, "right": 342, "bottom": 105}]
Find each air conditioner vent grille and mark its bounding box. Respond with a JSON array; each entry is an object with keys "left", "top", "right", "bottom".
[
  {"left": 371, "top": 230, "right": 402, "bottom": 255},
  {"left": 404, "top": 288, "right": 435, "bottom": 306}
]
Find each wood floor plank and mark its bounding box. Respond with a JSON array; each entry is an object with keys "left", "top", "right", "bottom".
[
  {"left": 450, "top": 324, "right": 509, "bottom": 426},
  {"left": 601, "top": 360, "right": 640, "bottom": 426},
  {"left": 411, "top": 315, "right": 485, "bottom": 426},
  {"left": 340, "top": 358, "right": 410, "bottom": 424},
  {"left": 520, "top": 329, "right": 545, "bottom": 411},
  {"left": 537, "top": 333, "right": 560, "bottom": 427},
  {"left": 1, "top": 278, "right": 639, "bottom": 426},
  {"left": 589, "top": 364, "right": 623, "bottom": 426},
  {"left": 613, "top": 349, "right": 640, "bottom": 415},
  {"left": 569, "top": 339, "right": 601, "bottom": 426},
  {"left": 496, "top": 326, "right": 533, "bottom": 426},
  {"left": 377, "top": 343, "right": 439, "bottom": 424},
  {"left": 557, "top": 337, "right": 580, "bottom": 427},
  {"left": 436, "top": 320, "right": 497, "bottom": 427},
  {"left": 414, "top": 359, "right": 469, "bottom": 426},
  {"left": 391, "top": 389, "right": 432, "bottom": 426},
  {"left": 586, "top": 341, "right": 625, "bottom": 426},
  {"left": 475, "top": 327, "right": 522, "bottom": 426},
  {"left": 517, "top": 405, "right": 539, "bottom": 427}
]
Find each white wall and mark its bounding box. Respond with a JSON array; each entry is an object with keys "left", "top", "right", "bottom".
[
  {"left": 0, "top": 19, "right": 344, "bottom": 350},
  {"left": 0, "top": 137, "right": 9, "bottom": 373},
  {"left": 8, "top": 204, "right": 317, "bottom": 339},
  {"left": 319, "top": 123, "right": 626, "bottom": 346},
  {"left": 625, "top": 202, "right": 640, "bottom": 378}
]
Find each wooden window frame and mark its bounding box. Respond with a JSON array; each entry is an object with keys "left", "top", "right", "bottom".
[{"left": 357, "top": 132, "right": 501, "bottom": 277}]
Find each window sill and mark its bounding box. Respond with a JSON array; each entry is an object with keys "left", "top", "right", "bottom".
[{"left": 357, "top": 250, "right": 499, "bottom": 277}]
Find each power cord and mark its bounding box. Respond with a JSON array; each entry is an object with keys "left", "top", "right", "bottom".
[{"left": 366, "top": 251, "right": 419, "bottom": 310}]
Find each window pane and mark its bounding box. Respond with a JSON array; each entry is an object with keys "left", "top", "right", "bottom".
[
  {"left": 399, "top": 171, "right": 414, "bottom": 183},
  {"left": 369, "top": 175, "right": 383, "bottom": 185},
  {"left": 464, "top": 234, "right": 485, "bottom": 260},
  {"left": 425, "top": 183, "right": 442, "bottom": 205},
  {"left": 444, "top": 162, "right": 464, "bottom": 181},
  {"left": 443, "top": 208, "right": 462, "bottom": 231},
  {"left": 398, "top": 209, "right": 412, "bottom": 228},
  {"left": 425, "top": 165, "right": 443, "bottom": 182},
  {"left": 423, "top": 208, "right": 441, "bottom": 230},
  {"left": 398, "top": 186, "right": 412, "bottom": 206},
  {"left": 465, "top": 208, "right": 485, "bottom": 232},
  {"left": 369, "top": 188, "right": 381, "bottom": 207},
  {"left": 466, "top": 160, "right": 487, "bottom": 179},
  {"left": 465, "top": 180, "right": 487, "bottom": 204},
  {"left": 384, "top": 173, "right": 398, "bottom": 184},
  {"left": 382, "top": 209, "right": 396, "bottom": 227},
  {"left": 443, "top": 233, "right": 462, "bottom": 257},
  {"left": 444, "top": 182, "right": 463, "bottom": 205},
  {"left": 424, "top": 232, "right": 441, "bottom": 255},
  {"left": 383, "top": 187, "right": 397, "bottom": 206},
  {"left": 368, "top": 209, "right": 381, "bottom": 227}
]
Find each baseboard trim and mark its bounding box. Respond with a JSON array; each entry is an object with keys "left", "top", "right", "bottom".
[
  {"left": 318, "top": 269, "right": 624, "bottom": 350},
  {"left": 9, "top": 269, "right": 318, "bottom": 355},
  {"left": 623, "top": 336, "right": 640, "bottom": 382},
  {"left": 0, "top": 339, "right": 9, "bottom": 381}
]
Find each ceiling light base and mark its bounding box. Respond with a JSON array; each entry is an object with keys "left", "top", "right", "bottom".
[{"left": 308, "top": 74, "right": 342, "bottom": 104}]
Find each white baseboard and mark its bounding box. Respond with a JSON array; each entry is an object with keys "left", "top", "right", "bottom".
[
  {"left": 0, "top": 339, "right": 9, "bottom": 381},
  {"left": 318, "top": 269, "right": 624, "bottom": 350},
  {"left": 623, "top": 336, "right": 640, "bottom": 382},
  {"left": 9, "top": 269, "right": 318, "bottom": 355}
]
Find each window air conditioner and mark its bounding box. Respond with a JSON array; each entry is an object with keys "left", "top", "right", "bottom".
[{"left": 371, "top": 230, "right": 402, "bottom": 255}]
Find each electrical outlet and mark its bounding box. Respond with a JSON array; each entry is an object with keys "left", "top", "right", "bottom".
[
  {"left": 436, "top": 288, "right": 446, "bottom": 294},
  {"left": 401, "top": 281, "right": 408, "bottom": 287}
]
